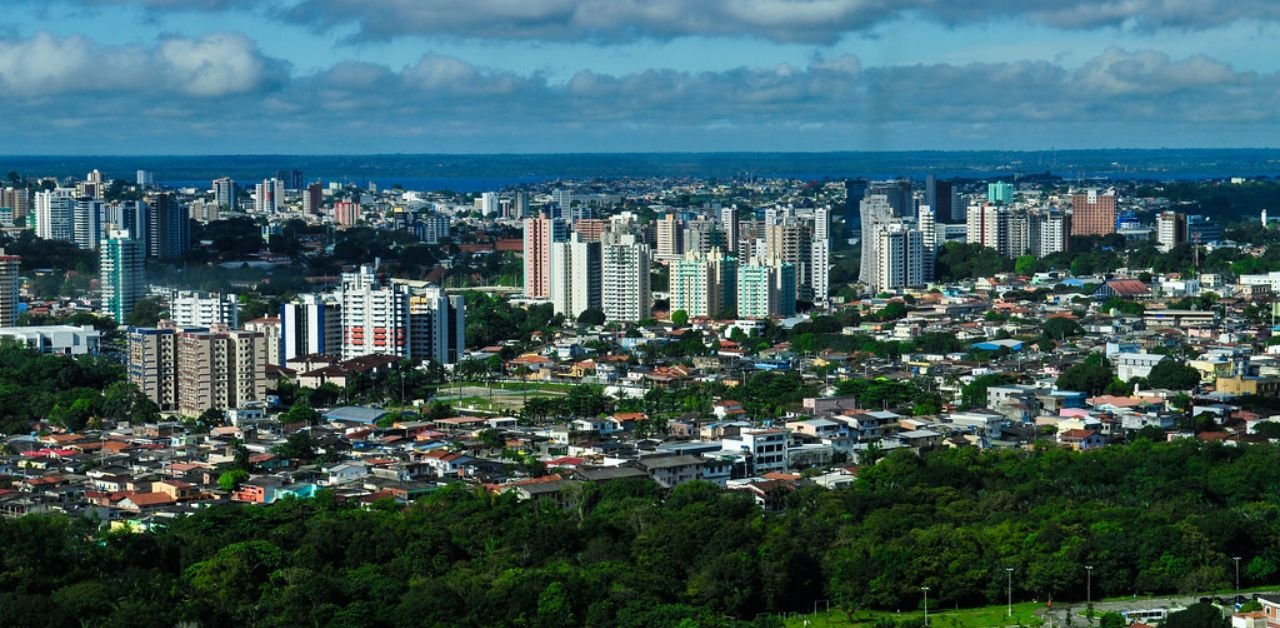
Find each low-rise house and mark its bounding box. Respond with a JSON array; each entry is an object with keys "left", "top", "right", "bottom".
[
  {"left": 1115, "top": 353, "right": 1168, "bottom": 381},
  {"left": 636, "top": 454, "right": 705, "bottom": 488},
  {"left": 323, "top": 462, "right": 369, "bottom": 486},
  {"left": 1058, "top": 428, "right": 1105, "bottom": 450},
  {"left": 722, "top": 429, "right": 789, "bottom": 474}
]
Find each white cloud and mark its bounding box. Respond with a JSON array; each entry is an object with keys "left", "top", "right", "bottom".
[
  {"left": 0, "top": 35, "right": 1275, "bottom": 151},
  {"left": 278, "top": 0, "right": 1280, "bottom": 43},
  {"left": 0, "top": 32, "right": 285, "bottom": 99}
]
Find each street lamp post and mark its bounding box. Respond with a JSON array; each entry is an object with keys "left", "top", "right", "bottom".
[
  {"left": 922, "top": 586, "right": 930, "bottom": 626},
  {"left": 1006, "top": 568, "right": 1014, "bottom": 618},
  {"left": 1086, "top": 565, "right": 1094, "bottom": 621},
  {"left": 1235, "top": 556, "right": 1242, "bottom": 592}
]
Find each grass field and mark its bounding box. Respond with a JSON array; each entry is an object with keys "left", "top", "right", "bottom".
[{"left": 783, "top": 601, "right": 1046, "bottom": 627}]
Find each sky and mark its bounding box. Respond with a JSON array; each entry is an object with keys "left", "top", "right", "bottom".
[{"left": 1, "top": 0, "right": 1279, "bottom": 154}]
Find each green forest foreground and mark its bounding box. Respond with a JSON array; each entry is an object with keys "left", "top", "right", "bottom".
[{"left": 4, "top": 439, "right": 1279, "bottom": 627}]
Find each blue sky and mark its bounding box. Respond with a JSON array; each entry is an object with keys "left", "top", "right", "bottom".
[{"left": 2, "top": 0, "right": 1279, "bottom": 153}]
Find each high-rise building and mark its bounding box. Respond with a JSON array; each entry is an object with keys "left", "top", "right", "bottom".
[
  {"left": 128, "top": 322, "right": 180, "bottom": 411},
  {"left": 550, "top": 232, "right": 602, "bottom": 320},
  {"left": 655, "top": 213, "right": 682, "bottom": 260},
  {"left": 118, "top": 201, "right": 148, "bottom": 248},
  {"left": 72, "top": 197, "right": 104, "bottom": 251},
  {"left": 302, "top": 183, "right": 324, "bottom": 215},
  {"left": 967, "top": 203, "right": 1011, "bottom": 257},
  {"left": 988, "top": 182, "right": 1015, "bottom": 205},
  {"left": 83, "top": 170, "right": 104, "bottom": 200},
  {"left": 858, "top": 195, "right": 896, "bottom": 287},
  {"left": 513, "top": 190, "right": 530, "bottom": 219},
  {"left": 149, "top": 193, "right": 189, "bottom": 260},
  {"left": 137, "top": 170, "right": 155, "bottom": 189},
  {"left": 189, "top": 199, "right": 219, "bottom": 224},
  {"left": 683, "top": 217, "right": 722, "bottom": 256},
  {"left": 671, "top": 248, "right": 737, "bottom": 319},
  {"left": 719, "top": 206, "right": 741, "bottom": 253},
  {"left": 1186, "top": 215, "right": 1221, "bottom": 245},
  {"left": 480, "top": 192, "right": 499, "bottom": 216},
  {"left": 177, "top": 325, "right": 267, "bottom": 416},
  {"left": 3, "top": 187, "right": 31, "bottom": 221},
  {"left": 873, "top": 223, "right": 926, "bottom": 292},
  {"left": 843, "top": 179, "right": 869, "bottom": 236},
  {"left": 737, "top": 257, "right": 796, "bottom": 319},
  {"left": 0, "top": 249, "right": 20, "bottom": 326},
  {"left": 1070, "top": 189, "right": 1117, "bottom": 236},
  {"left": 916, "top": 205, "right": 936, "bottom": 282},
  {"left": 35, "top": 188, "right": 74, "bottom": 242},
  {"left": 811, "top": 208, "right": 831, "bottom": 303},
  {"left": 926, "top": 175, "right": 959, "bottom": 223},
  {"left": 275, "top": 169, "right": 304, "bottom": 191},
  {"left": 522, "top": 215, "right": 567, "bottom": 299},
  {"left": 213, "top": 177, "right": 236, "bottom": 209},
  {"left": 340, "top": 265, "right": 410, "bottom": 360},
  {"left": 870, "top": 180, "right": 913, "bottom": 217},
  {"left": 404, "top": 284, "right": 466, "bottom": 365},
  {"left": 100, "top": 229, "right": 144, "bottom": 323},
  {"left": 572, "top": 218, "right": 607, "bottom": 242},
  {"left": 243, "top": 317, "right": 281, "bottom": 368},
  {"left": 1156, "top": 211, "right": 1188, "bottom": 253},
  {"left": 765, "top": 220, "right": 808, "bottom": 299},
  {"left": 170, "top": 290, "right": 239, "bottom": 328},
  {"left": 280, "top": 294, "right": 342, "bottom": 363},
  {"left": 414, "top": 215, "right": 451, "bottom": 244},
  {"left": 1028, "top": 210, "right": 1071, "bottom": 258},
  {"left": 601, "top": 232, "right": 651, "bottom": 323},
  {"left": 1008, "top": 213, "right": 1031, "bottom": 258},
  {"left": 255, "top": 178, "right": 285, "bottom": 213},
  {"left": 334, "top": 200, "right": 360, "bottom": 227}
]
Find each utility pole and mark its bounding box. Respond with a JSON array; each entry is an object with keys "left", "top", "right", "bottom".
[
  {"left": 1235, "top": 556, "right": 1242, "bottom": 592},
  {"left": 1007, "top": 567, "right": 1014, "bottom": 618},
  {"left": 1086, "top": 565, "right": 1094, "bottom": 621},
  {"left": 921, "top": 586, "right": 930, "bottom": 626}
]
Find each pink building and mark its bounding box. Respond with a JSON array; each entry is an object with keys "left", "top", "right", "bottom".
[
  {"left": 334, "top": 201, "right": 359, "bottom": 228},
  {"left": 522, "top": 215, "right": 565, "bottom": 298}
]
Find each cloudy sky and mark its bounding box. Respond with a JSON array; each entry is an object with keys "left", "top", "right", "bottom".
[{"left": 2, "top": 0, "right": 1278, "bottom": 153}]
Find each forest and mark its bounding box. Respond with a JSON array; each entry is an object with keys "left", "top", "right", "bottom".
[{"left": 4, "top": 439, "right": 1280, "bottom": 627}]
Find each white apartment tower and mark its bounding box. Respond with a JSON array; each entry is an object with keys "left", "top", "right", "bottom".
[
  {"left": 601, "top": 233, "right": 651, "bottom": 323},
  {"left": 967, "top": 203, "right": 1010, "bottom": 257},
  {"left": 339, "top": 265, "right": 410, "bottom": 360},
  {"left": 35, "top": 188, "right": 75, "bottom": 242},
  {"left": 170, "top": 291, "right": 239, "bottom": 328},
  {"left": 858, "top": 195, "right": 895, "bottom": 287},
  {"left": 549, "top": 232, "right": 602, "bottom": 320},
  {"left": 810, "top": 207, "right": 831, "bottom": 303},
  {"left": 873, "top": 224, "right": 925, "bottom": 292}
]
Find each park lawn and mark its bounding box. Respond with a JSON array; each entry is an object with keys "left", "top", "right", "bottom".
[{"left": 785, "top": 601, "right": 1046, "bottom": 627}]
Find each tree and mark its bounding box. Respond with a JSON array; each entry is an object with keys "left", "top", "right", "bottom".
[
  {"left": 1161, "top": 603, "right": 1227, "bottom": 628},
  {"left": 1014, "top": 255, "right": 1037, "bottom": 274},
  {"left": 577, "top": 308, "right": 606, "bottom": 326},
  {"left": 102, "top": 381, "right": 160, "bottom": 424},
  {"left": 272, "top": 431, "right": 318, "bottom": 461},
  {"left": 1056, "top": 354, "right": 1114, "bottom": 395},
  {"left": 961, "top": 373, "right": 1014, "bottom": 410},
  {"left": 1042, "top": 317, "right": 1084, "bottom": 339},
  {"left": 671, "top": 309, "right": 689, "bottom": 327},
  {"left": 218, "top": 469, "right": 249, "bottom": 492},
  {"left": 282, "top": 399, "right": 320, "bottom": 425},
  {"left": 125, "top": 296, "right": 168, "bottom": 327},
  {"left": 1145, "top": 360, "right": 1201, "bottom": 390},
  {"left": 1098, "top": 612, "right": 1126, "bottom": 628}
]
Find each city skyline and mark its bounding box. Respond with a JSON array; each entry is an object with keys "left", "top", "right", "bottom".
[{"left": 2, "top": 1, "right": 1280, "bottom": 153}]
